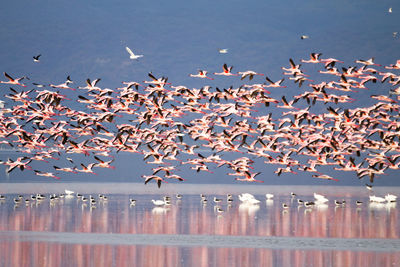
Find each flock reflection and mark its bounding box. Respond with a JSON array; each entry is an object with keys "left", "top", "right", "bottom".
[
  {"left": 0, "top": 192, "right": 399, "bottom": 266},
  {"left": 0, "top": 242, "right": 399, "bottom": 267}
]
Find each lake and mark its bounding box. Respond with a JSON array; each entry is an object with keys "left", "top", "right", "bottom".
[{"left": 0, "top": 183, "right": 399, "bottom": 266}]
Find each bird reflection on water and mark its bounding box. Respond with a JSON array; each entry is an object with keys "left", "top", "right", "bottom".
[{"left": 0, "top": 188, "right": 399, "bottom": 267}]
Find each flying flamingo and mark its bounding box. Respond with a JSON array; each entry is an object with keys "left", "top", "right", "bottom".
[
  {"left": 34, "top": 170, "right": 60, "bottom": 180},
  {"left": 276, "top": 96, "right": 299, "bottom": 109},
  {"left": 320, "top": 58, "right": 344, "bottom": 68},
  {"left": 54, "top": 166, "right": 78, "bottom": 173},
  {"left": 312, "top": 174, "right": 339, "bottom": 182},
  {"left": 49, "top": 76, "right": 75, "bottom": 91},
  {"left": 385, "top": 60, "right": 400, "bottom": 70},
  {"left": 264, "top": 76, "right": 286, "bottom": 88},
  {"left": 142, "top": 175, "right": 168, "bottom": 188},
  {"left": 189, "top": 70, "right": 214, "bottom": 80},
  {"left": 238, "top": 70, "right": 264, "bottom": 80},
  {"left": 355, "top": 58, "right": 381, "bottom": 66},
  {"left": 214, "top": 64, "right": 238, "bottom": 76},
  {"left": 0, "top": 72, "right": 27, "bottom": 87},
  {"left": 301, "top": 53, "right": 323, "bottom": 63},
  {"left": 282, "top": 59, "right": 306, "bottom": 76},
  {"left": 76, "top": 163, "right": 97, "bottom": 175},
  {"left": 235, "top": 171, "right": 263, "bottom": 182}
]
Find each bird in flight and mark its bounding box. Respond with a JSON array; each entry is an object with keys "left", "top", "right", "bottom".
[
  {"left": 219, "top": 48, "right": 228, "bottom": 54},
  {"left": 33, "top": 54, "right": 41, "bottom": 62},
  {"left": 125, "top": 47, "right": 143, "bottom": 60},
  {"left": 0, "top": 72, "right": 27, "bottom": 87}
]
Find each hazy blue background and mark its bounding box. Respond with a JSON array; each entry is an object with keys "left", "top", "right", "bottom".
[{"left": 1, "top": 0, "right": 400, "bottom": 186}]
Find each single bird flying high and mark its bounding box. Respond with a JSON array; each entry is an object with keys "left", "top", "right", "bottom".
[{"left": 125, "top": 46, "right": 143, "bottom": 60}]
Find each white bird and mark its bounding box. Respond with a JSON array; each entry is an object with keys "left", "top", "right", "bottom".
[
  {"left": 215, "top": 207, "right": 224, "bottom": 213},
  {"left": 314, "top": 193, "right": 328, "bottom": 203},
  {"left": 238, "top": 193, "right": 255, "bottom": 201},
  {"left": 213, "top": 197, "right": 222, "bottom": 203},
  {"left": 369, "top": 195, "right": 386, "bottom": 203},
  {"left": 152, "top": 199, "right": 169, "bottom": 206},
  {"left": 238, "top": 193, "right": 260, "bottom": 204},
  {"left": 219, "top": 48, "right": 228, "bottom": 54},
  {"left": 125, "top": 47, "right": 143, "bottom": 60},
  {"left": 245, "top": 198, "right": 260, "bottom": 205},
  {"left": 65, "top": 189, "right": 74, "bottom": 195},
  {"left": 385, "top": 194, "right": 397, "bottom": 202},
  {"left": 389, "top": 7, "right": 392, "bottom": 13}
]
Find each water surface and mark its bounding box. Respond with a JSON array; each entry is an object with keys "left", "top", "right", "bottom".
[{"left": 0, "top": 184, "right": 399, "bottom": 266}]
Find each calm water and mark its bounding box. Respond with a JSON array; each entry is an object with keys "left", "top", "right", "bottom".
[{"left": 0, "top": 183, "right": 399, "bottom": 266}]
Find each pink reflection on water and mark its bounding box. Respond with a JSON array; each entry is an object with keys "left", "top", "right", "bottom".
[
  {"left": 0, "top": 195, "right": 399, "bottom": 238},
  {"left": 0, "top": 193, "right": 399, "bottom": 266},
  {"left": 0, "top": 243, "right": 399, "bottom": 267}
]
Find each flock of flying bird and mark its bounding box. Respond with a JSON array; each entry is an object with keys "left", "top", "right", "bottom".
[{"left": 1, "top": 52, "right": 400, "bottom": 188}]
